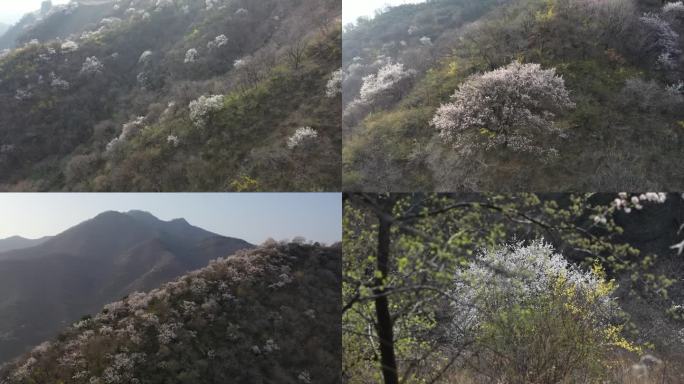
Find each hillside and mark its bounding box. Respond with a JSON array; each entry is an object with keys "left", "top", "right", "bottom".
[
  {"left": 0, "top": 0, "right": 342, "bottom": 192},
  {"left": 0, "top": 242, "right": 342, "bottom": 384},
  {"left": 0, "top": 236, "right": 51, "bottom": 253},
  {"left": 0, "top": 210, "right": 252, "bottom": 363},
  {"left": 342, "top": 0, "right": 684, "bottom": 191}
]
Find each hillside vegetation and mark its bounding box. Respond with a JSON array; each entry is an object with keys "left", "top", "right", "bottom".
[
  {"left": 342, "top": 0, "right": 684, "bottom": 191},
  {"left": 0, "top": 0, "right": 341, "bottom": 191},
  {"left": 343, "top": 193, "right": 684, "bottom": 383},
  {"left": 0, "top": 242, "right": 342, "bottom": 384}
]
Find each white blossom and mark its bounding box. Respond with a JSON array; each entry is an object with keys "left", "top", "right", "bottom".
[
  {"left": 359, "top": 62, "right": 415, "bottom": 106},
  {"left": 432, "top": 61, "right": 574, "bottom": 157},
  {"left": 50, "top": 72, "right": 70, "bottom": 89},
  {"left": 663, "top": 1, "right": 684, "bottom": 14},
  {"left": 138, "top": 50, "right": 153, "bottom": 64},
  {"left": 158, "top": 323, "right": 180, "bottom": 344},
  {"left": 184, "top": 48, "right": 198, "bottom": 63},
  {"left": 640, "top": 13, "right": 680, "bottom": 69},
  {"left": 263, "top": 339, "right": 279, "bottom": 353},
  {"left": 447, "top": 241, "right": 619, "bottom": 344},
  {"left": 106, "top": 117, "right": 145, "bottom": 152},
  {"left": 419, "top": 36, "right": 432, "bottom": 46},
  {"left": 325, "top": 68, "right": 343, "bottom": 97},
  {"left": 167, "top": 135, "right": 180, "bottom": 147},
  {"left": 207, "top": 34, "right": 228, "bottom": 49},
  {"left": 298, "top": 370, "right": 312, "bottom": 383},
  {"left": 287, "top": 127, "right": 319, "bottom": 150},
  {"left": 80, "top": 56, "right": 104, "bottom": 75},
  {"left": 189, "top": 95, "right": 224, "bottom": 128},
  {"left": 233, "top": 58, "right": 248, "bottom": 68},
  {"left": 60, "top": 40, "right": 79, "bottom": 53},
  {"left": 14, "top": 88, "right": 32, "bottom": 101}
]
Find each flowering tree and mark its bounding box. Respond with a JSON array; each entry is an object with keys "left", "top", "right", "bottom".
[
  {"left": 80, "top": 56, "right": 104, "bottom": 75},
  {"left": 189, "top": 95, "right": 224, "bottom": 128},
  {"left": 287, "top": 127, "right": 319, "bottom": 149},
  {"left": 138, "top": 50, "right": 153, "bottom": 64},
  {"left": 325, "top": 68, "right": 343, "bottom": 98},
  {"left": 359, "top": 62, "right": 415, "bottom": 108},
  {"left": 639, "top": 12, "right": 681, "bottom": 69},
  {"left": 60, "top": 40, "right": 79, "bottom": 53},
  {"left": 432, "top": 61, "right": 574, "bottom": 157},
  {"left": 207, "top": 34, "right": 228, "bottom": 49},
  {"left": 184, "top": 48, "right": 198, "bottom": 63}
]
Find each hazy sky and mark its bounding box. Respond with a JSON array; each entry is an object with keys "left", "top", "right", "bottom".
[
  {"left": 0, "top": 193, "right": 342, "bottom": 244},
  {"left": 0, "top": 0, "right": 70, "bottom": 25},
  {"left": 343, "top": 0, "right": 426, "bottom": 25}
]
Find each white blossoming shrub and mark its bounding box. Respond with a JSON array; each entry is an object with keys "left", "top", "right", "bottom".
[
  {"left": 50, "top": 72, "right": 70, "bottom": 90},
  {"left": 639, "top": 12, "right": 681, "bottom": 69},
  {"left": 138, "top": 50, "right": 153, "bottom": 64},
  {"left": 287, "top": 127, "right": 319, "bottom": 150},
  {"left": 359, "top": 62, "right": 415, "bottom": 107},
  {"left": 80, "top": 56, "right": 104, "bottom": 75},
  {"left": 664, "top": 1, "right": 684, "bottom": 13},
  {"left": 233, "top": 57, "right": 249, "bottom": 69},
  {"left": 205, "top": 0, "right": 224, "bottom": 11},
  {"left": 166, "top": 135, "right": 180, "bottom": 147},
  {"left": 432, "top": 61, "right": 574, "bottom": 158},
  {"left": 325, "top": 68, "right": 343, "bottom": 97},
  {"left": 207, "top": 34, "right": 228, "bottom": 49},
  {"left": 188, "top": 95, "right": 224, "bottom": 128},
  {"left": 106, "top": 117, "right": 146, "bottom": 152},
  {"left": 60, "top": 40, "right": 79, "bottom": 53},
  {"left": 14, "top": 88, "right": 32, "bottom": 101},
  {"left": 184, "top": 48, "right": 198, "bottom": 63},
  {"left": 448, "top": 241, "right": 637, "bottom": 383}
]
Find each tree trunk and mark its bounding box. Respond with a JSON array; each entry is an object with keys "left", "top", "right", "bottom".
[{"left": 374, "top": 212, "right": 399, "bottom": 384}]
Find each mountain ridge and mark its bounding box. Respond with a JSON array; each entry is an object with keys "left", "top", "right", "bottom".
[{"left": 0, "top": 210, "right": 253, "bottom": 363}]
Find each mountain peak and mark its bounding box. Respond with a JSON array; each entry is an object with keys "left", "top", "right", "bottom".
[{"left": 125, "top": 210, "right": 159, "bottom": 220}]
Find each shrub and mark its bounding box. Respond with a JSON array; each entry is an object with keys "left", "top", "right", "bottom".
[
  {"left": 287, "top": 127, "right": 319, "bottom": 150},
  {"left": 448, "top": 241, "right": 636, "bottom": 383},
  {"left": 359, "top": 62, "right": 415, "bottom": 108},
  {"left": 325, "top": 68, "right": 343, "bottom": 98},
  {"left": 188, "top": 95, "right": 224, "bottom": 128}
]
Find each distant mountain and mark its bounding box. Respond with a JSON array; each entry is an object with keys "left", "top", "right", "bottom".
[
  {"left": 0, "top": 23, "right": 9, "bottom": 38},
  {"left": 0, "top": 242, "right": 342, "bottom": 383},
  {"left": 0, "top": 235, "right": 51, "bottom": 253},
  {"left": 0, "top": 0, "right": 341, "bottom": 191},
  {"left": 0, "top": 210, "right": 252, "bottom": 363}
]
